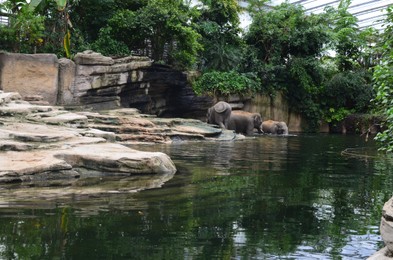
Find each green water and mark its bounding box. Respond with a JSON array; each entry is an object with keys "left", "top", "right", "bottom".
[{"left": 0, "top": 134, "right": 392, "bottom": 259}]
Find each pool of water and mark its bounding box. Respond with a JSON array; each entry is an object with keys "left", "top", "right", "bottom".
[{"left": 0, "top": 134, "right": 392, "bottom": 259}]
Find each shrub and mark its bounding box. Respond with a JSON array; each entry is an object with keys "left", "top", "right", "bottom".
[{"left": 192, "top": 71, "right": 260, "bottom": 98}]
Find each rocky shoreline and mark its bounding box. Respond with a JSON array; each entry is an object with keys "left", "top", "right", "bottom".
[{"left": 0, "top": 90, "right": 239, "bottom": 185}]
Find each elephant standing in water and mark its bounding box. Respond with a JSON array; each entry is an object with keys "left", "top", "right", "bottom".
[
  {"left": 262, "top": 120, "right": 289, "bottom": 135},
  {"left": 206, "top": 101, "right": 232, "bottom": 129},
  {"left": 228, "top": 110, "right": 263, "bottom": 136}
]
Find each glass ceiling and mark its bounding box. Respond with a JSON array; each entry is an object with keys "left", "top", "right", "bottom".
[{"left": 268, "top": 0, "right": 393, "bottom": 30}]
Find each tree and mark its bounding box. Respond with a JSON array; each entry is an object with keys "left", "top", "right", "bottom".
[
  {"left": 194, "top": 0, "right": 244, "bottom": 71},
  {"left": 320, "top": 0, "right": 377, "bottom": 125},
  {"left": 373, "top": 6, "right": 393, "bottom": 152},
  {"left": 244, "top": 3, "right": 330, "bottom": 130},
  {"left": 27, "top": 0, "right": 76, "bottom": 57},
  {"left": 96, "top": 0, "right": 202, "bottom": 69},
  {"left": 0, "top": 0, "right": 45, "bottom": 53}
]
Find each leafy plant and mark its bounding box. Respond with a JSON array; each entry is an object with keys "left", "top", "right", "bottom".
[
  {"left": 372, "top": 6, "right": 393, "bottom": 152},
  {"left": 91, "top": 27, "right": 130, "bottom": 57},
  {"left": 244, "top": 3, "right": 330, "bottom": 130},
  {"left": 0, "top": 1, "right": 45, "bottom": 53},
  {"left": 193, "top": 0, "right": 243, "bottom": 72},
  {"left": 103, "top": 0, "right": 201, "bottom": 69},
  {"left": 192, "top": 71, "right": 260, "bottom": 98},
  {"left": 29, "top": 0, "right": 74, "bottom": 57},
  {"left": 323, "top": 107, "right": 354, "bottom": 123},
  {"left": 322, "top": 70, "right": 373, "bottom": 112}
]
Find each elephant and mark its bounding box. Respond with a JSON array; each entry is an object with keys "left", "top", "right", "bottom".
[
  {"left": 262, "top": 120, "right": 289, "bottom": 135},
  {"left": 206, "top": 101, "right": 232, "bottom": 129},
  {"left": 228, "top": 110, "right": 263, "bottom": 135}
]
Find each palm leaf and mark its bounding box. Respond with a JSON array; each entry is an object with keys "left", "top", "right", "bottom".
[{"left": 63, "top": 29, "right": 71, "bottom": 58}]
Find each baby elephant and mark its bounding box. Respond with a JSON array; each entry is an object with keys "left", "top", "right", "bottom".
[
  {"left": 262, "top": 120, "right": 289, "bottom": 135},
  {"left": 228, "top": 110, "right": 263, "bottom": 136},
  {"left": 207, "top": 101, "right": 232, "bottom": 129}
]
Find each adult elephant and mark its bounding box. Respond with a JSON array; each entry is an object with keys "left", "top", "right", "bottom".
[
  {"left": 206, "top": 101, "right": 232, "bottom": 129},
  {"left": 228, "top": 110, "right": 263, "bottom": 136},
  {"left": 262, "top": 120, "right": 289, "bottom": 135}
]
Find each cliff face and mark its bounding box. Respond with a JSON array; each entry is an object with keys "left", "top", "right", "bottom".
[
  {"left": 0, "top": 51, "right": 380, "bottom": 134},
  {"left": 0, "top": 51, "right": 213, "bottom": 119}
]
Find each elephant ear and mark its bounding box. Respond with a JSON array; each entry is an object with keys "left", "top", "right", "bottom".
[
  {"left": 252, "top": 113, "right": 262, "bottom": 124},
  {"left": 214, "top": 102, "right": 229, "bottom": 113}
]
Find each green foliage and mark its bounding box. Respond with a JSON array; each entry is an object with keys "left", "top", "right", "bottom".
[
  {"left": 245, "top": 3, "right": 329, "bottom": 63},
  {"left": 324, "top": 1, "right": 361, "bottom": 71},
  {"left": 91, "top": 27, "right": 130, "bottom": 57},
  {"left": 323, "top": 107, "right": 353, "bottom": 123},
  {"left": 70, "top": 0, "right": 118, "bottom": 42},
  {"left": 194, "top": 0, "right": 243, "bottom": 72},
  {"left": 373, "top": 7, "right": 393, "bottom": 152},
  {"left": 192, "top": 71, "right": 260, "bottom": 98},
  {"left": 322, "top": 70, "right": 373, "bottom": 115},
  {"left": 102, "top": 0, "right": 202, "bottom": 69},
  {"left": 245, "top": 3, "right": 330, "bottom": 129},
  {"left": 0, "top": 1, "right": 45, "bottom": 53},
  {"left": 199, "top": 0, "right": 240, "bottom": 27}
]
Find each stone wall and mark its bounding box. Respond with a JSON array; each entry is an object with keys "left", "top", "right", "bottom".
[
  {"left": 61, "top": 51, "right": 213, "bottom": 119},
  {"left": 243, "top": 93, "right": 305, "bottom": 133},
  {"left": 0, "top": 51, "right": 214, "bottom": 119},
  {"left": 0, "top": 53, "right": 59, "bottom": 104}
]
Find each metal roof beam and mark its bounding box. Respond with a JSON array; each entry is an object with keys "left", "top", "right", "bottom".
[
  {"left": 356, "top": 13, "right": 386, "bottom": 23},
  {"left": 304, "top": 0, "right": 341, "bottom": 12},
  {"left": 352, "top": 4, "right": 392, "bottom": 16},
  {"left": 348, "top": 0, "right": 386, "bottom": 11},
  {"left": 359, "top": 20, "right": 384, "bottom": 29}
]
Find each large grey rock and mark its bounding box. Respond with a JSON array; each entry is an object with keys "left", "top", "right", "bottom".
[
  {"left": 73, "top": 50, "right": 114, "bottom": 65},
  {"left": 0, "top": 102, "right": 53, "bottom": 116},
  {"left": 381, "top": 197, "right": 393, "bottom": 253},
  {"left": 0, "top": 53, "right": 59, "bottom": 104},
  {"left": 368, "top": 247, "right": 392, "bottom": 259},
  {"left": 0, "top": 150, "right": 76, "bottom": 182},
  {"left": 55, "top": 143, "right": 176, "bottom": 175},
  {"left": 0, "top": 89, "right": 247, "bottom": 189},
  {"left": 369, "top": 197, "right": 393, "bottom": 259},
  {"left": 0, "top": 91, "right": 22, "bottom": 105},
  {"left": 58, "top": 58, "right": 76, "bottom": 105}
]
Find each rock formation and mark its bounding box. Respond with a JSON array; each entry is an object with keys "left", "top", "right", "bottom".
[
  {"left": 0, "top": 90, "right": 237, "bottom": 185},
  {"left": 369, "top": 197, "right": 393, "bottom": 259}
]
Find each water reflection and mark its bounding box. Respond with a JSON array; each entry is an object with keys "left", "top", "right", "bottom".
[
  {"left": 129, "top": 135, "right": 392, "bottom": 259},
  {"left": 0, "top": 134, "right": 392, "bottom": 259},
  {"left": 0, "top": 172, "right": 175, "bottom": 214}
]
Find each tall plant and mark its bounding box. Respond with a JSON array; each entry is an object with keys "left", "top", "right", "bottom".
[
  {"left": 0, "top": 0, "right": 45, "bottom": 53},
  {"left": 29, "top": 0, "right": 73, "bottom": 57},
  {"left": 373, "top": 6, "right": 393, "bottom": 152},
  {"left": 244, "top": 3, "right": 330, "bottom": 130},
  {"left": 194, "top": 0, "right": 243, "bottom": 72},
  {"left": 102, "top": 0, "right": 202, "bottom": 69}
]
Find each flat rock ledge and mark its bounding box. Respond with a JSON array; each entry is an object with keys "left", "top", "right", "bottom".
[
  {"left": 369, "top": 197, "right": 393, "bottom": 259},
  {"left": 0, "top": 90, "right": 239, "bottom": 186}
]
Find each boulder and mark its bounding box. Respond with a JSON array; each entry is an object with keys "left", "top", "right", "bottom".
[
  {"left": 381, "top": 197, "right": 393, "bottom": 253},
  {"left": 56, "top": 143, "right": 176, "bottom": 175},
  {"left": 0, "top": 89, "right": 247, "bottom": 188},
  {"left": 0, "top": 53, "right": 59, "bottom": 104},
  {"left": 369, "top": 197, "right": 393, "bottom": 259}
]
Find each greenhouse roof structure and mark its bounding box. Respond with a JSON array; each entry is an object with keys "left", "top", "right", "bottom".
[{"left": 268, "top": 0, "right": 393, "bottom": 31}]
